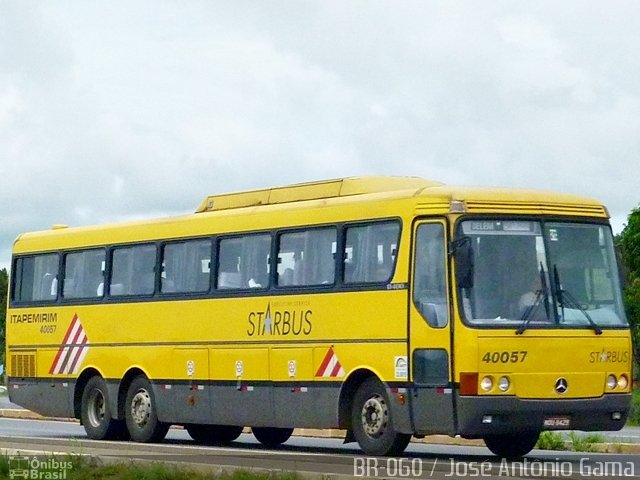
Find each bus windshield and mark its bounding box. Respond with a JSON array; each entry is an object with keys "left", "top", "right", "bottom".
[{"left": 457, "top": 219, "right": 628, "bottom": 329}]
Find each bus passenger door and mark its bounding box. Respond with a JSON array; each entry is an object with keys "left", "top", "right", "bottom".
[{"left": 408, "top": 220, "right": 455, "bottom": 435}]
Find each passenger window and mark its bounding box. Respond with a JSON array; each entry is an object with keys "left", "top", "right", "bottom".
[
  {"left": 413, "top": 223, "right": 448, "bottom": 328},
  {"left": 161, "top": 239, "right": 212, "bottom": 293},
  {"left": 110, "top": 244, "right": 156, "bottom": 296},
  {"left": 217, "top": 234, "right": 270, "bottom": 290},
  {"left": 277, "top": 228, "right": 336, "bottom": 287},
  {"left": 344, "top": 222, "right": 400, "bottom": 284},
  {"left": 63, "top": 249, "right": 106, "bottom": 299},
  {"left": 13, "top": 254, "right": 59, "bottom": 302}
]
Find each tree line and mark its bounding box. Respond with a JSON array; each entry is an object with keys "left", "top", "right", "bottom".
[
  {"left": 616, "top": 206, "right": 640, "bottom": 367},
  {"left": 0, "top": 268, "right": 6, "bottom": 366}
]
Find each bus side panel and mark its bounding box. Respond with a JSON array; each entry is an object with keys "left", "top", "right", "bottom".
[
  {"left": 165, "top": 348, "right": 211, "bottom": 424},
  {"left": 7, "top": 378, "right": 75, "bottom": 419},
  {"left": 209, "top": 348, "right": 274, "bottom": 426}
]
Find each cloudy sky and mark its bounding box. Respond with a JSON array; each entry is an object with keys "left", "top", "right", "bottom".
[{"left": 1, "top": 1, "right": 639, "bottom": 270}]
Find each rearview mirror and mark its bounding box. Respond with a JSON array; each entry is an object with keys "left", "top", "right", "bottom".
[{"left": 452, "top": 236, "right": 474, "bottom": 289}]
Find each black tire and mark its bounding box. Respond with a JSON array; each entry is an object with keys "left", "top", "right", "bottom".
[
  {"left": 351, "top": 377, "right": 411, "bottom": 456},
  {"left": 252, "top": 427, "right": 294, "bottom": 447},
  {"left": 186, "top": 424, "right": 244, "bottom": 444},
  {"left": 81, "top": 376, "right": 129, "bottom": 440},
  {"left": 125, "top": 376, "right": 170, "bottom": 443},
  {"left": 484, "top": 432, "right": 540, "bottom": 459}
]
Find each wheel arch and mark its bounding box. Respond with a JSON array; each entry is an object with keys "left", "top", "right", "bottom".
[
  {"left": 73, "top": 367, "right": 102, "bottom": 420},
  {"left": 338, "top": 368, "right": 379, "bottom": 429},
  {"left": 117, "top": 367, "right": 148, "bottom": 420}
]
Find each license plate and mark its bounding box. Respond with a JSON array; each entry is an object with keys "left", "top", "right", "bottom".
[{"left": 543, "top": 416, "right": 571, "bottom": 428}]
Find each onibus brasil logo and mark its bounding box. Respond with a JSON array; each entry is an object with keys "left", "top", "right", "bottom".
[{"left": 9, "top": 456, "right": 73, "bottom": 479}]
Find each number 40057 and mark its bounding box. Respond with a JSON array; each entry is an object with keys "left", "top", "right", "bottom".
[{"left": 482, "top": 351, "right": 528, "bottom": 364}]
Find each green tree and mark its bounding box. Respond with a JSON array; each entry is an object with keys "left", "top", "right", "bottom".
[
  {"left": 616, "top": 206, "right": 640, "bottom": 367},
  {"left": 0, "top": 268, "right": 7, "bottom": 365}
]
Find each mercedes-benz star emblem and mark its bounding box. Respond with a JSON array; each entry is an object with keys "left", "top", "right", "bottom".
[{"left": 555, "top": 377, "right": 568, "bottom": 394}]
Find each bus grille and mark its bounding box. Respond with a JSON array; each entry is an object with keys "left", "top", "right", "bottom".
[{"left": 11, "top": 352, "right": 36, "bottom": 378}]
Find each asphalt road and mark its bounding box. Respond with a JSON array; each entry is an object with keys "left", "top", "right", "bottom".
[{"left": 1, "top": 417, "right": 640, "bottom": 479}]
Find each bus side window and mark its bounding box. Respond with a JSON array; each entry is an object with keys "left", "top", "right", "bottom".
[
  {"left": 217, "top": 234, "right": 270, "bottom": 290},
  {"left": 344, "top": 221, "right": 400, "bottom": 284},
  {"left": 62, "top": 249, "right": 105, "bottom": 299},
  {"left": 277, "top": 228, "right": 336, "bottom": 287},
  {"left": 13, "top": 254, "right": 59, "bottom": 303},
  {"left": 161, "top": 239, "right": 211, "bottom": 293},
  {"left": 110, "top": 244, "right": 156, "bottom": 296},
  {"left": 413, "top": 223, "right": 448, "bottom": 328}
]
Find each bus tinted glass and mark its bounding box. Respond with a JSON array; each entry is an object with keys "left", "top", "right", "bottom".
[
  {"left": 63, "top": 249, "right": 105, "bottom": 299},
  {"left": 458, "top": 220, "right": 627, "bottom": 328},
  {"left": 277, "top": 228, "right": 336, "bottom": 287},
  {"left": 110, "top": 244, "right": 157, "bottom": 296},
  {"left": 161, "top": 239, "right": 212, "bottom": 293},
  {"left": 217, "top": 234, "right": 271, "bottom": 289},
  {"left": 13, "top": 254, "right": 59, "bottom": 302},
  {"left": 344, "top": 222, "right": 400, "bottom": 284}
]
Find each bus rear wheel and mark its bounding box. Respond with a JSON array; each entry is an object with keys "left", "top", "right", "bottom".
[
  {"left": 483, "top": 432, "right": 540, "bottom": 459},
  {"left": 81, "top": 376, "right": 128, "bottom": 440},
  {"left": 351, "top": 377, "right": 411, "bottom": 456},
  {"left": 186, "top": 425, "right": 243, "bottom": 444},
  {"left": 125, "top": 376, "right": 169, "bottom": 443},
  {"left": 252, "top": 427, "right": 294, "bottom": 447}
]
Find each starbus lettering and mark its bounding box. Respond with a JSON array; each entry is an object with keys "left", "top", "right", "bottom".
[
  {"left": 247, "top": 303, "right": 313, "bottom": 337},
  {"left": 589, "top": 349, "right": 629, "bottom": 364},
  {"left": 11, "top": 312, "right": 58, "bottom": 324}
]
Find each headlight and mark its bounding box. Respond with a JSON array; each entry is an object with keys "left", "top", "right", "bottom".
[
  {"left": 606, "top": 374, "right": 617, "bottom": 390},
  {"left": 480, "top": 376, "right": 493, "bottom": 392},
  {"left": 617, "top": 374, "right": 629, "bottom": 390},
  {"left": 498, "top": 376, "right": 510, "bottom": 392}
]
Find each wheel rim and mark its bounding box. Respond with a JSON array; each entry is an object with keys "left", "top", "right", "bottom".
[
  {"left": 360, "top": 394, "right": 389, "bottom": 438},
  {"left": 87, "top": 388, "right": 106, "bottom": 428},
  {"left": 130, "top": 388, "right": 152, "bottom": 428}
]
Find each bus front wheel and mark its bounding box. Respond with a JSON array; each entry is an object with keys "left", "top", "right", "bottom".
[
  {"left": 81, "top": 376, "right": 128, "bottom": 440},
  {"left": 125, "top": 376, "right": 169, "bottom": 443},
  {"left": 252, "top": 427, "right": 294, "bottom": 447},
  {"left": 483, "top": 432, "right": 540, "bottom": 459},
  {"left": 351, "top": 377, "right": 411, "bottom": 456},
  {"left": 187, "top": 425, "right": 244, "bottom": 444}
]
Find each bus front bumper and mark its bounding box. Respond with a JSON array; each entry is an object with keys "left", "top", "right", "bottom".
[{"left": 456, "top": 393, "right": 631, "bottom": 438}]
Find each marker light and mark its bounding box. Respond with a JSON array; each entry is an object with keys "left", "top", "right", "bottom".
[
  {"left": 459, "top": 373, "right": 479, "bottom": 395},
  {"left": 480, "top": 376, "right": 493, "bottom": 392},
  {"left": 606, "top": 375, "right": 617, "bottom": 390},
  {"left": 617, "top": 374, "right": 629, "bottom": 390},
  {"left": 498, "top": 376, "right": 511, "bottom": 392},
  {"left": 450, "top": 200, "right": 467, "bottom": 213}
]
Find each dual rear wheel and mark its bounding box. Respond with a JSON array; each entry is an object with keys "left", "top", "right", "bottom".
[
  {"left": 80, "top": 376, "right": 129, "bottom": 440},
  {"left": 81, "top": 375, "right": 168, "bottom": 443},
  {"left": 81, "top": 375, "right": 293, "bottom": 448}
]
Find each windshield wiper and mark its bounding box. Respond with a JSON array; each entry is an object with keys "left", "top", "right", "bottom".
[
  {"left": 516, "top": 262, "right": 550, "bottom": 335},
  {"left": 553, "top": 265, "right": 602, "bottom": 335}
]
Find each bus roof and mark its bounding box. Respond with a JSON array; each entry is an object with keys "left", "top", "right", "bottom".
[
  {"left": 13, "top": 176, "right": 608, "bottom": 253},
  {"left": 194, "top": 176, "right": 443, "bottom": 212}
]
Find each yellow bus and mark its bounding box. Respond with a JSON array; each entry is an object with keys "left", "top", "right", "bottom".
[{"left": 5, "top": 176, "right": 631, "bottom": 458}]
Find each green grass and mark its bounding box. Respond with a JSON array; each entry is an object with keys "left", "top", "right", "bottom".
[
  {"left": 536, "top": 431, "right": 605, "bottom": 452},
  {"left": 627, "top": 388, "right": 640, "bottom": 426},
  {"left": 0, "top": 455, "right": 305, "bottom": 480},
  {"left": 536, "top": 431, "right": 566, "bottom": 450}
]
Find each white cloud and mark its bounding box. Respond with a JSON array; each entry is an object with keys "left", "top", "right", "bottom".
[{"left": 1, "top": 1, "right": 640, "bottom": 270}]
